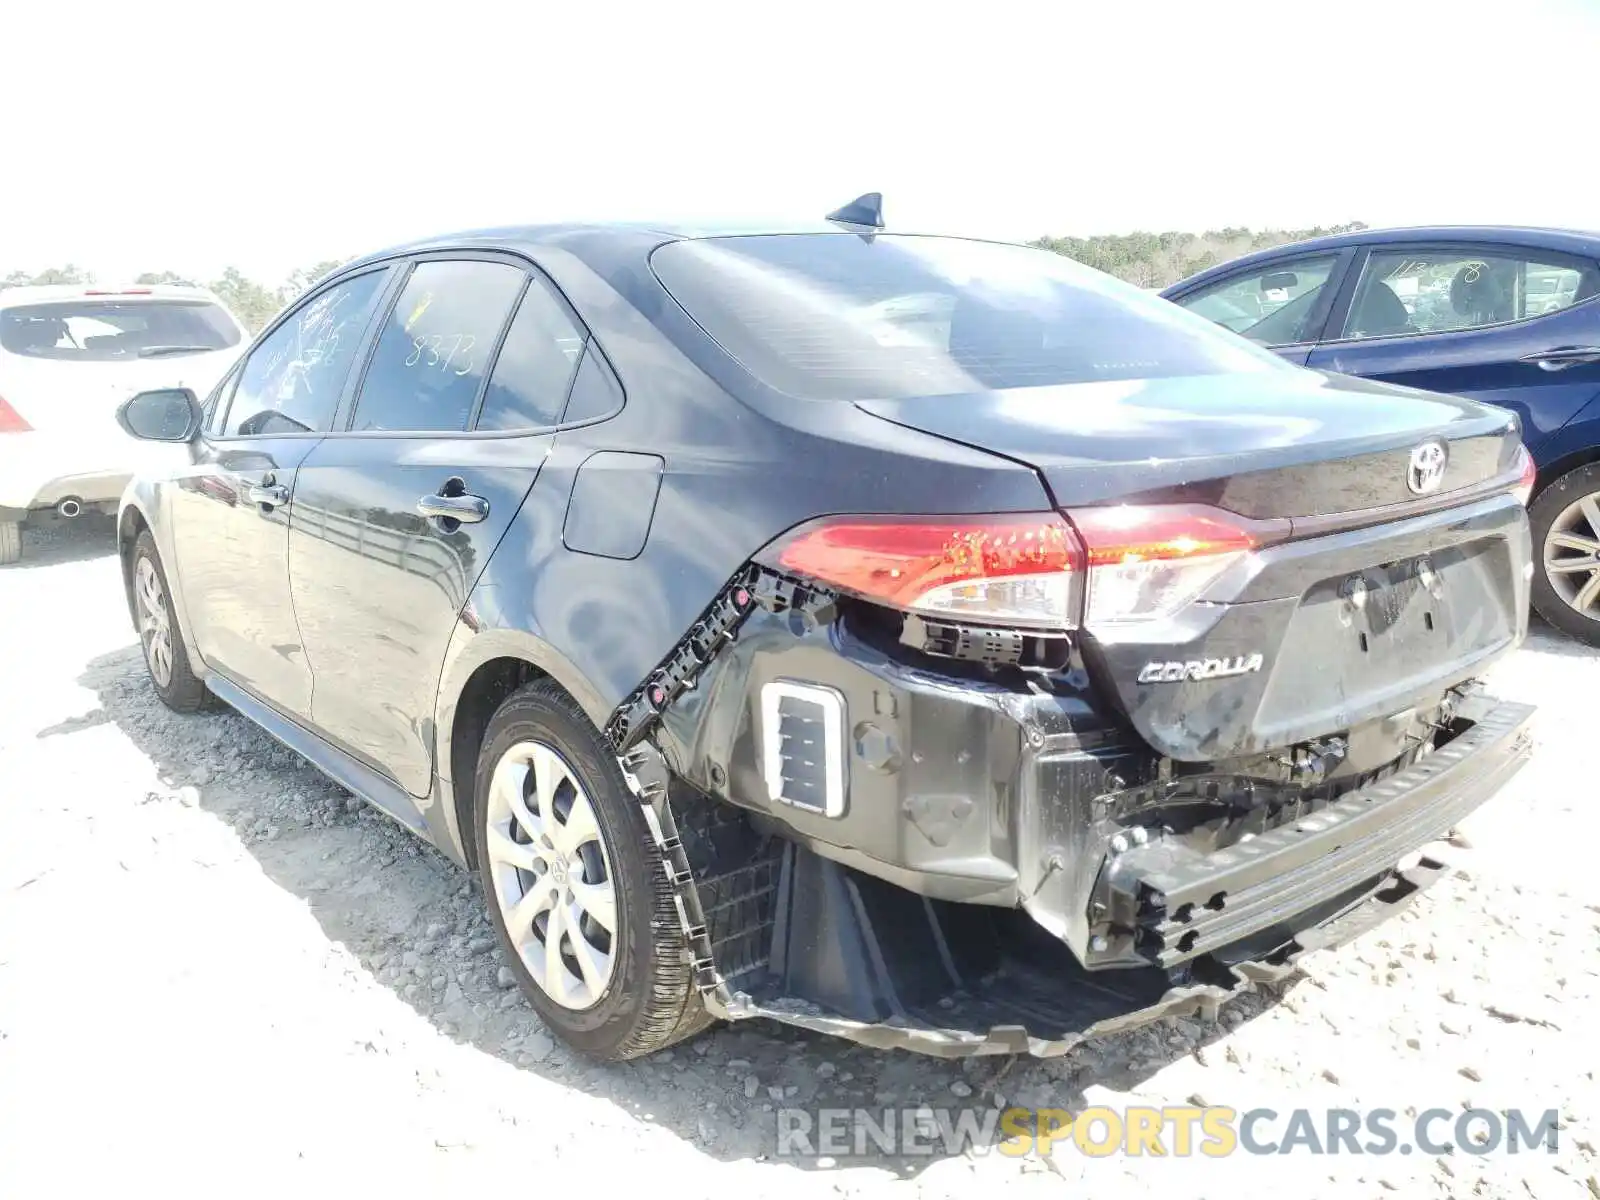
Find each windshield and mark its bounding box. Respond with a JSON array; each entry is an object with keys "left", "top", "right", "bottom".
[
  {"left": 0, "top": 299, "right": 242, "bottom": 362},
  {"left": 650, "top": 233, "right": 1293, "bottom": 401}
]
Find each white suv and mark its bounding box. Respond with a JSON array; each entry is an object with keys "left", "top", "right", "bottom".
[{"left": 0, "top": 283, "right": 248, "bottom": 564}]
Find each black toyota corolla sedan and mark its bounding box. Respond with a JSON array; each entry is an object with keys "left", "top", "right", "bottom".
[{"left": 114, "top": 196, "right": 1537, "bottom": 1061}]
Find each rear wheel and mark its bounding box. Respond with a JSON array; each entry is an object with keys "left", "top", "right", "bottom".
[
  {"left": 1529, "top": 462, "right": 1600, "bottom": 646},
  {"left": 131, "top": 532, "right": 212, "bottom": 712},
  {"left": 0, "top": 521, "right": 20, "bottom": 566},
  {"left": 472, "top": 679, "right": 711, "bottom": 1061}
]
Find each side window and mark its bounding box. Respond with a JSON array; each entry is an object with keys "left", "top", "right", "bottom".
[
  {"left": 1173, "top": 255, "right": 1341, "bottom": 346},
  {"left": 475, "top": 276, "right": 587, "bottom": 430},
  {"left": 204, "top": 361, "right": 241, "bottom": 435},
  {"left": 1338, "top": 249, "right": 1600, "bottom": 341},
  {"left": 222, "top": 271, "right": 386, "bottom": 437},
  {"left": 560, "top": 344, "right": 626, "bottom": 425},
  {"left": 349, "top": 260, "right": 526, "bottom": 433}
]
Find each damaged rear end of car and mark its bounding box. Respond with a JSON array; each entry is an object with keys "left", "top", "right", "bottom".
[{"left": 588, "top": 230, "right": 1538, "bottom": 1057}]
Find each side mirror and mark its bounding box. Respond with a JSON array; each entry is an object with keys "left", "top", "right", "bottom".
[
  {"left": 1261, "top": 271, "right": 1299, "bottom": 291},
  {"left": 117, "top": 388, "right": 203, "bottom": 442}
]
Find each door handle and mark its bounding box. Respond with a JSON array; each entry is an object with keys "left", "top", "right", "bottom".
[
  {"left": 1520, "top": 346, "right": 1600, "bottom": 371},
  {"left": 246, "top": 482, "right": 289, "bottom": 507},
  {"left": 416, "top": 489, "right": 488, "bottom": 524}
]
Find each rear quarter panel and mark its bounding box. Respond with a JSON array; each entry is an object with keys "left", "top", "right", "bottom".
[{"left": 433, "top": 240, "right": 1053, "bottom": 743}]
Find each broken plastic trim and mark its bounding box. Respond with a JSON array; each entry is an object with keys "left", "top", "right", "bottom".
[
  {"left": 604, "top": 564, "right": 839, "bottom": 753},
  {"left": 713, "top": 858, "right": 1445, "bottom": 1059},
  {"left": 603, "top": 556, "right": 1070, "bottom": 762},
  {"left": 618, "top": 732, "right": 1456, "bottom": 1057},
  {"left": 604, "top": 563, "right": 1490, "bottom": 1058}
]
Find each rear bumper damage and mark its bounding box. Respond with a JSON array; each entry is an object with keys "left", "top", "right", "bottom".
[
  {"left": 609, "top": 565, "right": 1535, "bottom": 1057},
  {"left": 1101, "top": 696, "right": 1532, "bottom": 970},
  {"left": 715, "top": 852, "right": 1459, "bottom": 1059}
]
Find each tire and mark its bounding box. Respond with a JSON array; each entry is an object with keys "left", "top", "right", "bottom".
[
  {"left": 472, "top": 679, "right": 712, "bottom": 1061},
  {"left": 1528, "top": 462, "right": 1600, "bottom": 647},
  {"left": 0, "top": 521, "right": 20, "bottom": 566},
  {"left": 130, "top": 532, "right": 213, "bottom": 712}
]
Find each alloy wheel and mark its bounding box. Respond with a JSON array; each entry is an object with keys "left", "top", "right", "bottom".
[
  {"left": 1543, "top": 489, "right": 1600, "bottom": 622},
  {"left": 483, "top": 740, "right": 618, "bottom": 1009},
  {"left": 135, "top": 556, "right": 174, "bottom": 687}
]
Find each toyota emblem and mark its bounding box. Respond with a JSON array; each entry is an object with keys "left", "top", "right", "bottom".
[{"left": 1407, "top": 439, "right": 1448, "bottom": 495}]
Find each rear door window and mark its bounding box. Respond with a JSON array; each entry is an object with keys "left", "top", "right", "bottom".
[
  {"left": 0, "top": 299, "right": 242, "bottom": 360},
  {"left": 475, "top": 275, "right": 587, "bottom": 430},
  {"left": 222, "top": 270, "right": 387, "bottom": 437},
  {"left": 348, "top": 260, "right": 526, "bottom": 433},
  {"left": 1336, "top": 249, "right": 1600, "bottom": 341}
]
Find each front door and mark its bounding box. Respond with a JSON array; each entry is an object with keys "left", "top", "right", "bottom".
[
  {"left": 288, "top": 255, "right": 588, "bottom": 795},
  {"left": 1306, "top": 244, "right": 1600, "bottom": 450},
  {"left": 168, "top": 267, "right": 392, "bottom": 717}
]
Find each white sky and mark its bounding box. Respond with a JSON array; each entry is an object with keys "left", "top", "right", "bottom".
[{"left": 5, "top": 0, "right": 1598, "bottom": 286}]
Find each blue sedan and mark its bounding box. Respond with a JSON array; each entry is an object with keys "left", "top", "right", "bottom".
[{"left": 1163, "top": 226, "right": 1600, "bottom": 645}]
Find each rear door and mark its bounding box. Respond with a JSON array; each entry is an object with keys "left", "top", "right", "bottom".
[
  {"left": 1163, "top": 248, "right": 1356, "bottom": 366},
  {"left": 167, "top": 267, "right": 394, "bottom": 717},
  {"left": 1305, "top": 242, "right": 1600, "bottom": 450},
  {"left": 287, "top": 253, "right": 588, "bottom": 796}
]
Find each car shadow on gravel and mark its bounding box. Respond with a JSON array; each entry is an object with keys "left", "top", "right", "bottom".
[
  {"left": 80, "top": 642, "right": 1291, "bottom": 1178},
  {"left": 2, "top": 514, "right": 118, "bottom": 570},
  {"left": 1523, "top": 618, "right": 1600, "bottom": 659}
]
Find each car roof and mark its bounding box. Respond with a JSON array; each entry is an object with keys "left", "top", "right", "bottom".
[
  {"left": 1277, "top": 224, "right": 1600, "bottom": 252},
  {"left": 0, "top": 283, "right": 221, "bottom": 306},
  {"left": 337, "top": 217, "right": 972, "bottom": 274},
  {"left": 1162, "top": 224, "right": 1600, "bottom": 294}
]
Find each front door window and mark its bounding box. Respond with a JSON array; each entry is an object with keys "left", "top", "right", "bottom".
[{"left": 1174, "top": 254, "right": 1342, "bottom": 346}]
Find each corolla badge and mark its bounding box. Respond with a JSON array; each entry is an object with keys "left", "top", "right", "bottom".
[
  {"left": 1137, "top": 654, "right": 1264, "bottom": 684},
  {"left": 1407, "top": 439, "right": 1449, "bottom": 495}
]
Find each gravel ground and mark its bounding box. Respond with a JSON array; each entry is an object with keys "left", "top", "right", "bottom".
[{"left": 2, "top": 518, "right": 1597, "bottom": 1198}]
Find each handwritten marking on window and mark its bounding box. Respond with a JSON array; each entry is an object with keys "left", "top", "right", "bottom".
[{"left": 404, "top": 333, "right": 477, "bottom": 376}]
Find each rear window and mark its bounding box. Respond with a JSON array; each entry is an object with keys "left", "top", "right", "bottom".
[
  {"left": 0, "top": 299, "right": 242, "bottom": 361},
  {"left": 650, "top": 234, "right": 1292, "bottom": 401}
]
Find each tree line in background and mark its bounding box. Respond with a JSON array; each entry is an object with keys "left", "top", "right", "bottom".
[
  {"left": 1028, "top": 222, "right": 1368, "bottom": 287},
  {"left": 1, "top": 221, "right": 1369, "bottom": 332}
]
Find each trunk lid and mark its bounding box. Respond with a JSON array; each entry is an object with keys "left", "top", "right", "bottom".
[
  {"left": 854, "top": 370, "right": 1522, "bottom": 517},
  {"left": 856, "top": 370, "right": 1531, "bottom": 762}
]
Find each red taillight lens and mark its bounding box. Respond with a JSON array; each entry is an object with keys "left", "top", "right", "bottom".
[
  {"left": 0, "top": 396, "right": 31, "bottom": 433},
  {"left": 759, "top": 504, "right": 1280, "bottom": 632},
  {"left": 762, "top": 513, "right": 1085, "bottom": 629},
  {"left": 1072, "top": 505, "right": 1261, "bottom": 566},
  {"left": 1512, "top": 446, "right": 1536, "bottom": 506},
  {"left": 1068, "top": 504, "right": 1280, "bottom": 628}
]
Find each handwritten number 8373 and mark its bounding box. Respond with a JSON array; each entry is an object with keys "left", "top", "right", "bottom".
[{"left": 404, "top": 333, "right": 477, "bottom": 375}]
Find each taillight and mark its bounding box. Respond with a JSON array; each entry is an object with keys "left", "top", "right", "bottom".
[
  {"left": 1068, "top": 504, "right": 1279, "bottom": 627},
  {"left": 0, "top": 396, "right": 31, "bottom": 433},
  {"left": 1512, "top": 446, "right": 1536, "bottom": 506},
  {"left": 757, "top": 503, "right": 1280, "bottom": 632},
  {"left": 760, "top": 513, "right": 1085, "bottom": 629}
]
